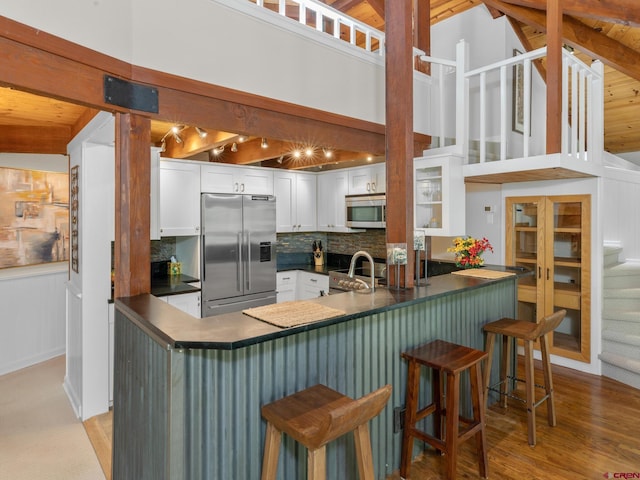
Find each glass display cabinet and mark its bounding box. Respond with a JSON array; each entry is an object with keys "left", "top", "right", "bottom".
[{"left": 505, "top": 195, "right": 591, "bottom": 362}]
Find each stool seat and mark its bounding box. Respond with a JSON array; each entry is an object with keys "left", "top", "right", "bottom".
[
  {"left": 261, "top": 383, "right": 391, "bottom": 480},
  {"left": 483, "top": 309, "right": 566, "bottom": 446},
  {"left": 400, "top": 339, "right": 488, "bottom": 480}
]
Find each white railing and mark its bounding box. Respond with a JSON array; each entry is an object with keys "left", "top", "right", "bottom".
[
  {"left": 421, "top": 40, "right": 604, "bottom": 165},
  {"left": 251, "top": 0, "right": 385, "bottom": 55}
]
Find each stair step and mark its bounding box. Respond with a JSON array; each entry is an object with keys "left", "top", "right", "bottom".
[
  {"left": 604, "top": 262, "right": 640, "bottom": 277},
  {"left": 602, "top": 331, "right": 640, "bottom": 361},
  {"left": 603, "top": 246, "right": 623, "bottom": 267},
  {"left": 603, "top": 319, "right": 640, "bottom": 333},
  {"left": 603, "top": 287, "right": 640, "bottom": 299},
  {"left": 603, "top": 296, "right": 640, "bottom": 311},
  {"left": 602, "top": 309, "right": 640, "bottom": 322},
  {"left": 604, "top": 276, "right": 640, "bottom": 289},
  {"left": 599, "top": 353, "right": 640, "bottom": 390}
]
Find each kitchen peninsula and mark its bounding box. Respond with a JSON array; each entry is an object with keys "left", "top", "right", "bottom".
[{"left": 112, "top": 269, "right": 522, "bottom": 480}]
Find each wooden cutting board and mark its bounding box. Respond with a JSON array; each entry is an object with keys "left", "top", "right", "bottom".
[
  {"left": 243, "top": 301, "right": 345, "bottom": 328},
  {"left": 451, "top": 269, "right": 516, "bottom": 279}
]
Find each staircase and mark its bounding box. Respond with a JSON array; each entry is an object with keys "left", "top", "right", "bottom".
[{"left": 599, "top": 246, "right": 640, "bottom": 389}]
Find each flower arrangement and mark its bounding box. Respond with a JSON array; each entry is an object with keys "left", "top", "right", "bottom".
[{"left": 447, "top": 236, "right": 493, "bottom": 268}]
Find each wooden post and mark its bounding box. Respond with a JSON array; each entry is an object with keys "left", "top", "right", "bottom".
[
  {"left": 386, "top": 1, "right": 415, "bottom": 288},
  {"left": 414, "top": 0, "right": 431, "bottom": 75},
  {"left": 114, "top": 113, "right": 151, "bottom": 298},
  {"left": 546, "top": 0, "right": 563, "bottom": 153}
]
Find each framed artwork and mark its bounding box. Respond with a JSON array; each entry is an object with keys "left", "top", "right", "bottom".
[
  {"left": 512, "top": 48, "right": 528, "bottom": 134},
  {"left": 0, "top": 166, "right": 69, "bottom": 269}
]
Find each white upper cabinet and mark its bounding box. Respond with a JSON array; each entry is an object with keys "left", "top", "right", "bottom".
[
  {"left": 159, "top": 159, "right": 201, "bottom": 237},
  {"left": 414, "top": 154, "right": 465, "bottom": 237},
  {"left": 200, "top": 163, "right": 274, "bottom": 195},
  {"left": 347, "top": 163, "right": 386, "bottom": 195},
  {"left": 317, "top": 170, "right": 364, "bottom": 233},
  {"left": 274, "top": 171, "right": 317, "bottom": 232}
]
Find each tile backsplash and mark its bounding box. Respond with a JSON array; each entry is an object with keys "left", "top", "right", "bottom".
[{"left": 276, "top": 230, "right": 386, "bottom": 259}]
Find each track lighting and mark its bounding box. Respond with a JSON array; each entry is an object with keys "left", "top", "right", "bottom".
[
  {"left": 231, "top": 142, "right": 238, "bottom": 152},
  {"left": 173, "top": 131, "right": 183, "bottom": 144},
  {"left": 212, "top": 145, "right": 224, "bottom": 156},
  {"left": 277, "top": 155, "right": 284, "bottom": 164},
  {"left": 261, "top": 138, "right": 268, "bottom": 149},
  {"left": 305, "top": 147, "right": 314, "bottom": 157},
  {"left": 323, "top": 149, "right": 333, "bottom": 158},
  {"left": 195, "top": 127, "right": 208, "bottom": 139}
]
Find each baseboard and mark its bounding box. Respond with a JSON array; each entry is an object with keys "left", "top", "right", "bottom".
[
  {"left": 63, "top": 375, "right": 82, "bottom": 419},
  {"left": 0, "top": 346, "right": 65, "bottom": 376}
]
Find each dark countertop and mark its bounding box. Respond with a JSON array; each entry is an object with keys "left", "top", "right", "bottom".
[
  {"left": 151, "top": 274, "right": 200, "bottom": 297},
  {"left": 116, "top": 265, "right": 529, "bottom": 351}
]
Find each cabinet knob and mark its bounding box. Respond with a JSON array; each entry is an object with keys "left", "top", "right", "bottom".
[
  {"left": 195, "top": 226, "right": 200, "bottom": 231},
  {"left": 240, "top": 183, "right": 245, "bottom": 192},
  {"left": 234, "top": 182, "right": 239, "bottom": 192},
  {"left": 371, "top": 182, "right": 376, "bottom": 191},
  {"left": 366, "top": 182, "right": 371, "bottom": 191}
]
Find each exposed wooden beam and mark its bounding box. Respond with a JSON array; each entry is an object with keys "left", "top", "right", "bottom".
[
  {"left": 414, "top": 0, "right": 431, "bottom": 74},
  {"left": 260, "top": 148, "right": 373, "bottom": 169},
  {"left": 481, "top": 0, "right": 640, "bottom": 82},
  {"left": 0, "top": 125, "right": 70, "bottom": 154},
  {"left": 495, "top": 0, "right": 640, "bottom": 27},
  {"left": 329, "top": 0, "right": 365, "bottom": 12}
]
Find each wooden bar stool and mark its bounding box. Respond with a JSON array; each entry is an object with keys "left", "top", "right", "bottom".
[
  {"left": 260, "top": 383, "right": 392, "bottom": 480},
  {"left": 400, "top": 339, "right": 488, "bottom": 480},
  {"left": 483, "top": 309, "right": 566, "bottom": 446}
]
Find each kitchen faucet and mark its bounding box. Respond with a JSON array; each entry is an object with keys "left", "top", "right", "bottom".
[{"left": 348, "top": 250, "right": 375, "bottom": 292}]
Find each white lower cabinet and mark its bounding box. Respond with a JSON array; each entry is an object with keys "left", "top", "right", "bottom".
[
  {"left": 277, "top": 271, "right": 328, "bottom": 302},
  {"left": 156, "top": 292, "right": 201, "bottom": 318},
  {"left": 297, "top": 271, "right": 329, "bottom": 300},
  {"left": 276, "top": 271, "right": 297, "bottom": 303}
]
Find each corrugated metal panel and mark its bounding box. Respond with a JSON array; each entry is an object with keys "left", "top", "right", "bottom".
[{"left": 113, "top": 280, "right": 515, "bottom": 479}]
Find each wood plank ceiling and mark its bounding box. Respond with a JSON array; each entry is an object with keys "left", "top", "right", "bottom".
[{"left": 1, "top": 0, "right": 640, "bottom": 165}]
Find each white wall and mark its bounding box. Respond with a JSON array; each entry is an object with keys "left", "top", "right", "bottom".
[
  {"left": 0, "top": 154, "right": 69, "bottom": 375},
  {"left": 0, "top": 0, "right": 132, "bottom": 62},
  {"left": 602, "top": 166, "right": 640, "bottom": 261},
  {"left": 430, "top": 5, "right": 546, "bottom": 157}
]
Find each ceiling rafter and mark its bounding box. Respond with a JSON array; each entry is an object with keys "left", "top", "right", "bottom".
[
  {"left": 494, "top": 0, "right": 640, "bottom": 27},
  {"left": 482, "top": 0, "right": 640, "bottom": 82}
]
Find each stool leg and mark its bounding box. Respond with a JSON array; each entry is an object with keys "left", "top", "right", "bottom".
[
  {"left": 524, "top": 339, "right": 537, "bottom": 446},
  {"left": 470, "top": 363, "right": 488, "bottom": 478},
  {"left": 353, "top": 423, "right": 375, "bottom": 480},
  {"left": 433, "top": 369, "right": 444, "bottom": 452},
  {"left": 261, "top": 422, "right": 281, "bottom": 480},
  {"left": 444, "top": 371, "right": 460, "bottom": 480},
  {"left": 500, "top": 334, "right": 511, "bottom": 408},
  {"left": 400, "top": 360, "right": 420, "bottom": 478},
  {"left": 483, "top": 332, "right": 496, "bottom": 411},
  {"left": 307, "top": 445, "right": 326, "bottom": 480},
  {"left": 540, "top": 331, "right": 557, "bottom": 427}
]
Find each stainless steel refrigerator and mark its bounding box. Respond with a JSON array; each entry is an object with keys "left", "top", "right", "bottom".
[{"left": 201, "top": 193, "right": 277, "bottom": 316}]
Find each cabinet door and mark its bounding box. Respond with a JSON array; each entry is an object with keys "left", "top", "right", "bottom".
[
  {"left": 276, "top": 271, "right": 297, "bottom": 303},
  {"left": 240, "top": 169, "right": 274, "bottom": 195},
  {"left": 505, "top": 196, "right": 546, "bottom": 324},
  {"left": 166, "top": 292, "right": 201, "bottom": 318},
  {"left": 348, "top": 166, "right": 375, "bottom": 195},
  {"left": 505, "top": 194, "right": 590, "bottom": 362},
  {"left": 201, "top": 164, "right": 237, "bottom": 193},
  {"left": 371, "top": 163, "right": 386, "bottom": 193},
  {"left": 545, "top": 196, "right": 590, "bottom": 359},
  {"left": 160, "top": 160, "right": 201, "bottom": 236},
  {"left": 274, "top": 171, "right": 296, "bottom": 232},
  {"left": 296, "top": 173, "right": 317, "bottom": 232},
  {"left": 414, "top": 155, "right": 465, "bottom": 236},
  {"left": 297, "top": 272, "right": 329, "bottom": 299}
]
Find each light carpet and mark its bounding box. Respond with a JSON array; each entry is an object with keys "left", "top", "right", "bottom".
[{"left": 0, "top": 355, "right": 105, "bottom": 480}]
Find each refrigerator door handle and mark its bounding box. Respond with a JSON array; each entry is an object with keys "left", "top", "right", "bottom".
[
  {"left": 246, "top": 231, "right": 251, "bottom": 291},
  {"left": 237, "top": 232, "right": 243, "bottom": 292}
]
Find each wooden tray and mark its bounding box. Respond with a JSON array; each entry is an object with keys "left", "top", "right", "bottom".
[{"left": 451, "top": 269, "right": 516, "bottom": 279}]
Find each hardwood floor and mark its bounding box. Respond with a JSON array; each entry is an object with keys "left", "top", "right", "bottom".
[{"left": 86, "top": 358, "right": 640, "bottom": 479}]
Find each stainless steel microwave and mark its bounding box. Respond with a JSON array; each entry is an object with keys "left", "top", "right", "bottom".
[{"left": 345, "top": 194, "right": 386, "bottom": 228}]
